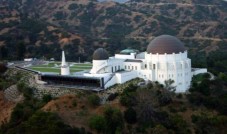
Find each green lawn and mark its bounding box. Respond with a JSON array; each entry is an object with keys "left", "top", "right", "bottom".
[
  {"left": 71, "top": 63, "right": 92, "bottom": 67},
  {"left": 29, "top": 67, "right": 60, "bottom": 73},
  {"left": 70, "top": 66, "right": 92, "bottom": 69},
  {"left": 28, "top": 62, "right": 92, "bottom": 73}
]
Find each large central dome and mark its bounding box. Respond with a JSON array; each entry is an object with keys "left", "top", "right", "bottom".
[{"left": 146, "top": 35, "right": 186, "bottom": 54}]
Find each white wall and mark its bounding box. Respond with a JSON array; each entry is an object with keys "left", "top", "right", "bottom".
[
  {"left": 104, "top": 75, "right": 117, "bottom": 89},
  {"left": 104, "top": 71, "right": 138, "bottom": 89},
  {"left": 91, "top": 59, "right": 125, "bottom": 74},
  {"left": 24, "top": 58, "right": 33, "bottom": 61},
  {"left": 90, "top": 60, "right": 107, "bottom": 74},
  {"left": 61, "top": 66, "right": 70, "bottom": 75},
  {"left": 144, "top": 51, "right": 192, "bottom": 93},
  {"left": 115, "top": 53, "right": 136, "bottom": 59},
  {"left": 145, "top": 51, "right": 188, "bottom": 62},
  {"left": 115, "top": 71, "right": 138, "bottom": 84},
  {"left": 192, "top": 68, "right": 208, "bottom": 76},
  {"left": 109, "top": 59, "right": 125, "bottom": 72},
  {"left": 124, "top": 62, "right": 142, "bottom": 71},
  {"left": 136, "top": 52, "right": 145, "bottom": 59}
]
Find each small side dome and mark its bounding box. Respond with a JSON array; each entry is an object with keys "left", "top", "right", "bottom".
[
  {"left": 93, "top": 48, "right": 109, "bottom": 60},
  {"left": 147, "top": 35, "right": 186, "bottom": 54}
]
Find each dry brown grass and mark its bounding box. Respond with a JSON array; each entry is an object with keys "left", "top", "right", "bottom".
[
  {"left": 0, "top": 91, "right": 16, "bottom": 125},
  {"left": 42, "top": 94, "right": 126, "bottom": 132}
]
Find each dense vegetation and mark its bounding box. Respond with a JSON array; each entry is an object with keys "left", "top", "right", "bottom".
[
  {"left": 0, "top": 0, "right": 227, "bottom": 61},
  {"left": 0, "top": 63, "right": 9, "bottom": 90},
  {"left": 1, "top": 65, "right": 227, "bottom": 134},
  {"left": 86, "top": 76, "right": 227, "bottom": 134},
  {"left": 0, "top": 81, "right": 90, "bottom": 134}
]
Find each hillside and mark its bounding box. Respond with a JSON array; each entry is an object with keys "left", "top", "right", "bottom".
[
  {"left": 0, "top": 0, "right": 227, "bottom": 61},
  {"left": 1, "top": 72, "right": 227, "bottom": 134},
  {"left": 0, "top": 91, "right": 16, "bottom": 125}
]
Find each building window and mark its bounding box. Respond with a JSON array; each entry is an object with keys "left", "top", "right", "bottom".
[
  {"left": 153, "top": 64, "right": 156, "bottom": 69},
  {"left": 145, "top": 64, "right": 147, "bottom": 69},
  {"left": 125, "top": 66, "right": 126, "bottom": 69},
  {"left": 118, "top": 66, "right": 120, "bottom": 70},
  {"left": 115, "top": 66, "right": 117, "bottom": 71},
  {"left": 135, "top": 66, "right": 137, "bottom": 70},
  {"left": 112, "top": 67, "right": 113, "bottom": 73},
  {"left": 132, "top": 66, "right": 134, "bottom": 70},
  {"left": 128, "top": 66, "right": 130, "bottom": 69}
]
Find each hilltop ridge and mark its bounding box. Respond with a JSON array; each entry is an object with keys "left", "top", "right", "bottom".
[{"left": 0, "top": 0, "right": 226, "bottom": 60}]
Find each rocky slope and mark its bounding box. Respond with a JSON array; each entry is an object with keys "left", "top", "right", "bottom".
[{"left": 0, "top": 91, "right": 16, "bottom": 125}]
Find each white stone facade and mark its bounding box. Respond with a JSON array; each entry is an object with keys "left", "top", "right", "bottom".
[
  {"left": 87, "top": 35, "right": 207, "bottom": 92},
  {"left": 89, "top": 51, "right": 192, "bottom": 92}
]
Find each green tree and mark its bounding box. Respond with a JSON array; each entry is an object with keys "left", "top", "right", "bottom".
[
  {"left": 17, "top": 82, "right": 33, "bottom": 100},
  {"left": 87, "top": 94, "right": 100, "bottom": 107},
  {"left": 89, "top": 115, "right": 106, "bottom": 133},
  {"left": 16, "top": 42, "right": 26, "bottom": 60},
  {"left": 164, "top": 79, "right": 176, "bottom": 92},
  {"left": 168, "top": 115, "right": 190, "bottom": 134},
  {"left": 22, "top": 111, "right": 74, "bottom": 134},
  {"left": 120, "top": 94, "right": 136, "bottom": 107},
  {"left": 218, "top": 72, "right": 227, "bottom": 82},
  {"left": 148, "top": 125, "right": 169, "bottom": 134},
  {"left": 124, "top": 107, "right": 137, "bottom": 124},
  {"left": 0, "top": 46, "right": 8, "bottom": 60},
  {"left": 0, "top": 63, "right": 7, "bottom": 74},
  {"left": 42, "top": 94, "right": 52, "bottom": 103},
  {"left": 104, "top": 106, "right": 124, "bottom": 134}
]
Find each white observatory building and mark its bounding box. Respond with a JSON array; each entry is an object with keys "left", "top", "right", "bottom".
[
  {"left": 86, "top": 35, "right": 196, "bottom": 92},
  {"left": 44, "top": 35, "right": 207, "bottom": 92}
]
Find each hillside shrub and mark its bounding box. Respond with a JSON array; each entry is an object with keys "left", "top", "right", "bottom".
[
  {"left": 104, "top": 106, "right": 124, "bottom": 134},
  {"left": 107, "top": 93, "right": 118, "bottom": 101},
  {"left": 0, "top": 63, "right": 7, "bottom": 74},
  {"left": 22, "top": 111, "right": 75, "bottom": 134},
  {"left": 68, "top": 3, "right": 78, "bottom": 10},
  {"left": 87, "top": 94, "right": 100, "bottom": 107},
  {"left": 72, "top": 99, "right": 77, "bottom": 107},
  {"left": 42, "top": 94, "right": 52, "bottom": 103},
  {"left": 124, "top": 107, "right": 137, "bottom": 124},
  {"left": 89, "top": 115, "right": 106, "bottom": 133},
  {"left": 17, "top": 82, "right": 33, "bottom": 99},
  {"left": 120, "top": 94, "right": 136, "bottom": 107}
]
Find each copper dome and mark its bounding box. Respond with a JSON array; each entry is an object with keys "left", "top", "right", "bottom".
[
  {"left": 147, "top": 35, "right": 186, "bottom": 54},
  {"left": 93, "top": 48, "right": 108, "bottom": 60}
]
